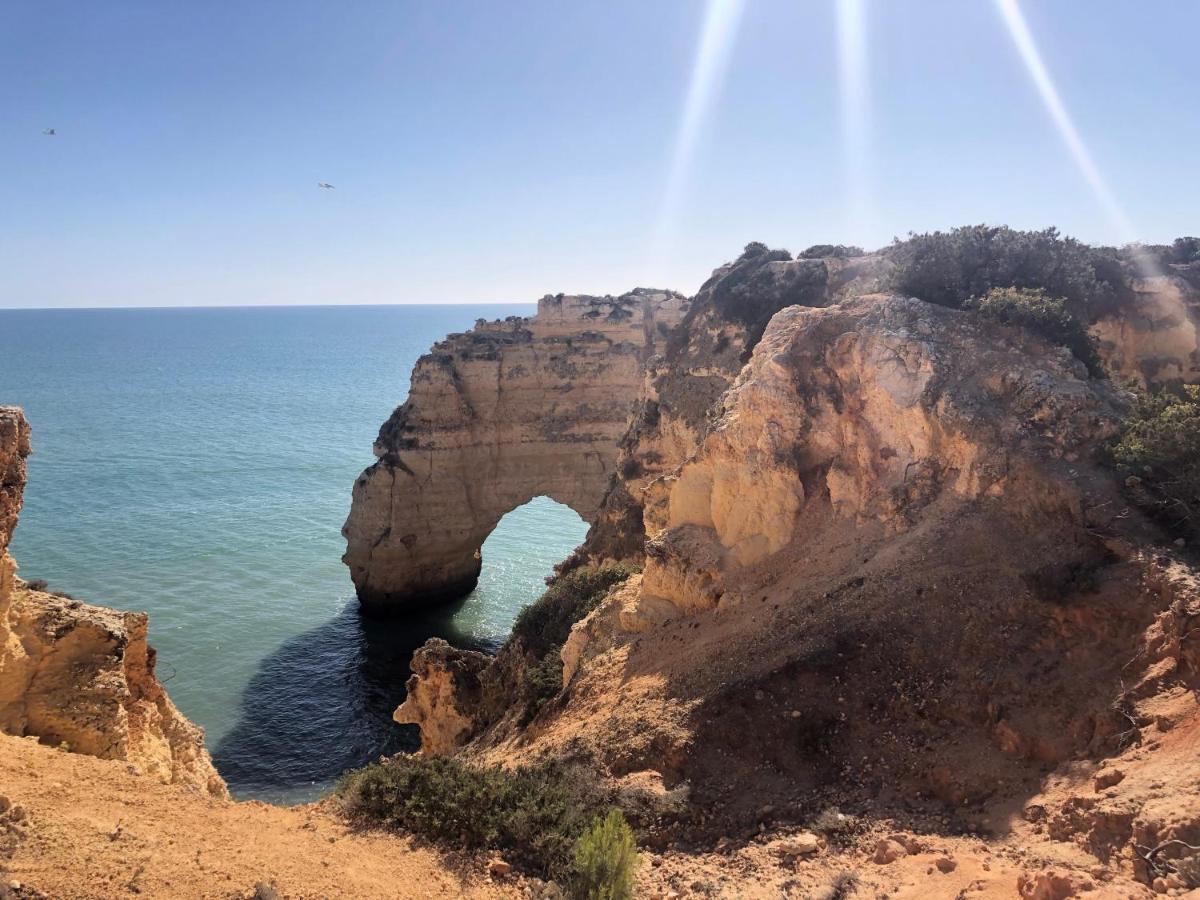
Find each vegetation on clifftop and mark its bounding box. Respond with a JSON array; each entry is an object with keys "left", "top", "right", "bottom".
[
  {"left": 1112, "top": 384, "right": 1200, "bottom": 539},
  {"left": 885, "top": 224, "right": 1126, "bottom": 317},
  {"left": 509, "top": 564, "right": 638, "bottom": 723},
  {"left": 511, "top": 565, "right": 637, "bottom": 657},
  {"left": 338, "top": 755, "right": 638, "bottom": 894},
  {"left": 964, "top": 287, "right": 1103, "bottom": 377}
]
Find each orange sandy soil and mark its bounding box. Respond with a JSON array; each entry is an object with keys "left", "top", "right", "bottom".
[
  {"left": 4, "top": 711, "right": 1200, "bottom": 899},
  {"left": 636, "top": 701, "right": 1200, "bottom": 899},
  {"left": 0, "top": 733, "right": 522, "bottom": 900}
]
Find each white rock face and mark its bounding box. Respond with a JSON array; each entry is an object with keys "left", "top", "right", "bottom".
[{"left": 342, "top": 289, "right": 688, "bottom": 611}]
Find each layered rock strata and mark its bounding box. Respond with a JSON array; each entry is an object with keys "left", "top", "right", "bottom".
[
  {"left": 0, "top": 406, "right": 226, "bottom": 797},
  {"left": 342, "top": 289, "right": 688, "bottom": 611},
  {"left": 383, "top": 244, "right": 1200, "bottom": 892},
  {"left": 394, "top": 287, "right": 1192, "bottom": 779},
  {"left": 346, "top": 250, "right": 1200, "bottom": 614}
]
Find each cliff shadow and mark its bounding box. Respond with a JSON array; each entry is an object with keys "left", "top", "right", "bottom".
[{"left": 212, "top": 597, "right": 493, "bottom": 804}]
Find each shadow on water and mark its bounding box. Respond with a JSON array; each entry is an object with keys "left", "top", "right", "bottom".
[{"left": 212, "top": 596, "right": 496, "bottom": 804}]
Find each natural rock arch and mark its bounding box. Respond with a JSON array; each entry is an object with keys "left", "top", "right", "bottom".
[{"left": 342, "top": 290, "right": 688, "bottom": 613}]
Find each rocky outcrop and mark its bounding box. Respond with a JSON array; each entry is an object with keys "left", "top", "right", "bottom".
[
  {"left": 342, "top": 289, "right": 688, "bottom": 612},
  {"left": 636, "top": 293, "right": 1119, "bottom": 614},
  {"left": 0, "top": 408, "right": 31, "bottom": 630},
  {"left": 381, "top": 240, "right": 1200, "bottom": 895},
  {"left": 393, "top": 638, "right": 490, "bottom": 755},
  {"left": 568, "top": 250, "right": 890, "bottom": 569},
  {"left": 346, "top": 248, "right": 1200, "bottom": 614},
  {"left": 1091, "top": 270, "right": 1200, "bottom": 386},
  {"left": 577, "top": 254, "right": 1200, "bottom": 574},
  {"left": 0, "top": 406, "right": 226, "bottom": 798}
]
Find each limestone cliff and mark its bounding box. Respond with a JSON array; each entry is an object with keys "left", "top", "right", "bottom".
[
  {"left": 577, "top": 252, "right": 1200, "bottom": 573},
  {"left": 347, "top": 246, "right": 1200, "bottom": 613},
  {"left": 342, "top": 288, "right": 688, "bottom": 611},
  {"left": 0, "top": 406, "right": 226, "bottom": 798},
  {"left": 392, "top": 251, "right": 1200, "bottom": 892},
  {"left": 635, "top": 293, "right": 1117, "bottom": 615},
  {"left": 572, "top": 249, "right": 891, "bottom": 568},
  {"left": 393, "top": 637, "right": 489, "bottom": 755},
  {"left": 1091, "top": 268, "right": 1200, "bottom": 386}
]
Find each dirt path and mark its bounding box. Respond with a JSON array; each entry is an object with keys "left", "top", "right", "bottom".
[{"left": 0, "top": 734, "right": 520, "bottom": 900}]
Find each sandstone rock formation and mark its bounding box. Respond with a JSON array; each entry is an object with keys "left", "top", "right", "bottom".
[
  {"left": 393, "top": 638, "right": 489, "bottom": 755},
  {"left": 389, "top": 243, "right": 1200, "bottom": 894},
  {"left": 0, "top": 406, "right": 226, "bottom": 797},
  {"left": 1091, "top": 270, "right": 1200, "bottom": 386},
  {"left": 572, "top": 251, "right": 891, "bottom": 568},
  {"left": 636, "top": 293, "right": 1117, "bottom": 616},
  {"left": 347, "top": 248, "right": 1200, "bottom": 616},
  {"left": 342, "top": 289, "right": 688, "bottom": 611}
]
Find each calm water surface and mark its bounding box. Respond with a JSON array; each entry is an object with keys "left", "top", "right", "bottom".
[{"left": 0, "top": 305, "right": 589, "bottom": 802}]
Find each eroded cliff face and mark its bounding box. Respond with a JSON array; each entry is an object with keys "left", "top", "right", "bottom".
[
  {"left": 393, "top": 275, "right": 1200, "bottom": 892},
  {"left": 636, "top": 293, "right": 1116, "bottom": 615},
  {"left": 342, "top": 289, "right": 688, "bottom": 611},
  {"left": 571, "top": 253, "right": 890, "bottom": 567},
  {"left": 1091, "top": 269, "right": 1200, "bottom": 386},
  {"left": 393, "top": 638, "right": 490, "bottom": 755},
  {"left": 0, "top": 406, "right": 226, "bottom": 798}
]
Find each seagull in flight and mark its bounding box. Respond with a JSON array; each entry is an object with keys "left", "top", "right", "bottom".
[
  {"left": 43, "top": 128, "right": 56, "bottom": 136},
  {"left": 318, "top": 182, "right": 335, "bottom": 189}
]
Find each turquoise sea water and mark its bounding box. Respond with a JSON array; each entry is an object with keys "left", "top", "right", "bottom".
[{"left": 0, "top": 306, "right": 589, "bottom": 802}]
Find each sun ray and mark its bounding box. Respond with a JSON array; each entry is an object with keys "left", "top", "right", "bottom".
[
  {"left": 993, "top": 0, "right": 1136, "bottom": 245},
  {"left": 652, "top": 0, "right": 747, "bottom": 261},
  {"left": 836, "top": 0, "right": 873, "bottom": 236}
]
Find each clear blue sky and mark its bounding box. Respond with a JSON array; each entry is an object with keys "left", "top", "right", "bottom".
[{"left": 3, "top": 1, "right": 1197, "bottom": 308}]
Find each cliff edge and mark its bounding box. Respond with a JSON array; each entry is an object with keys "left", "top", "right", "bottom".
[
  {"left": 0, "top": 406, "right": 226, "bottom": 798},
  {"left": 388, "top": 236, "right": 1200, "bottom": 896}
]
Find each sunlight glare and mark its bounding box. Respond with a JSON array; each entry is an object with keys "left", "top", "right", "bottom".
[
  {"left": 836, "top": 0, "right": 874, "bottom": 236},
  {"left": 652, "top": 0, "right": 747, "bottom": 261},
  {"left": 993, "top": 0, "right": 1135, "bottom": 245}
]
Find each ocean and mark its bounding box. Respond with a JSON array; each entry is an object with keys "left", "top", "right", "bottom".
[{"left": 0, "top": 305, "right": 590, "bottom": 803}]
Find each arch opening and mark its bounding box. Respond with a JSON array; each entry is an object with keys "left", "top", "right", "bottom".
[{"left": 450, "top": 496, "right": 589, "bottom": 647}]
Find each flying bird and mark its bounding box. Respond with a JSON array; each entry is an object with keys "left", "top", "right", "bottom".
[
  {"left": 318, "top": 182, "right": 334, "bottom": 189},
  {"left": 43, "top": 128, "right": 56, "bottom": 136}
]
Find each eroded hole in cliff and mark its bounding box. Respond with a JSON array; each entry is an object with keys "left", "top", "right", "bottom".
[
  {"left": 210, "top": 497, "right": 587, "bottom": 804},
  {"left": 456, "top": 496, "right": 590, "bottom": 648}
]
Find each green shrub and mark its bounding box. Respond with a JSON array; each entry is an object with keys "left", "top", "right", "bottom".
[
  {"left": 1169, "top": 236, "right": 1200, "bottom": 265},
  {"left": 964, "top": 287, "right": 1103, "bottom": 376},
  {"left": 798, "top": 244, "right": 865, "bottom": 259},
  {"left": 570, "top": 809, "right": 640, "bottom": 900},
  {"left": 338, "top": 755, "right": 616, "bottom": 880},
  {"left": 706, "top": 254, "right": 829, "bottom": 355},
  {"left": 886, "top": 225, "right": 1120, "bottom": 316},
  {"left": 1112, "top": 385, "right": 1200, "bottom": 536},
  {"left": 521, "top": 652, "right": 565, "bottom": 724},
  {"left": 736, "top": 241, "right": 790, "bottom": 262},
  {"left": 510, "top": 565, "right": 637, "bottom": 658},
  {"left": 509, "top": 565, "right": 636, "bottom": 723}
]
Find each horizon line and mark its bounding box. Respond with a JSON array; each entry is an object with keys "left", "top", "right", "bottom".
[{"left": 0, "top": 300, "right": 550, "bottom": 312}]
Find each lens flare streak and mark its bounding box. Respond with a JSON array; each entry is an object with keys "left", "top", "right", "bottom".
[
  {"left": 836, "top": 0, "right": 873, "bottom": 231},
  {"left": 653, "top": 0, "right": 747, "bottom": 255},
  {"left": 993, "top": 0, "right": 1134, "bottom": 241}
]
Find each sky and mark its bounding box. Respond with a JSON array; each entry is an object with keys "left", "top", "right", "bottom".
[{"left": 2, "top": 0, "right": 1197, "bottom": 308}]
